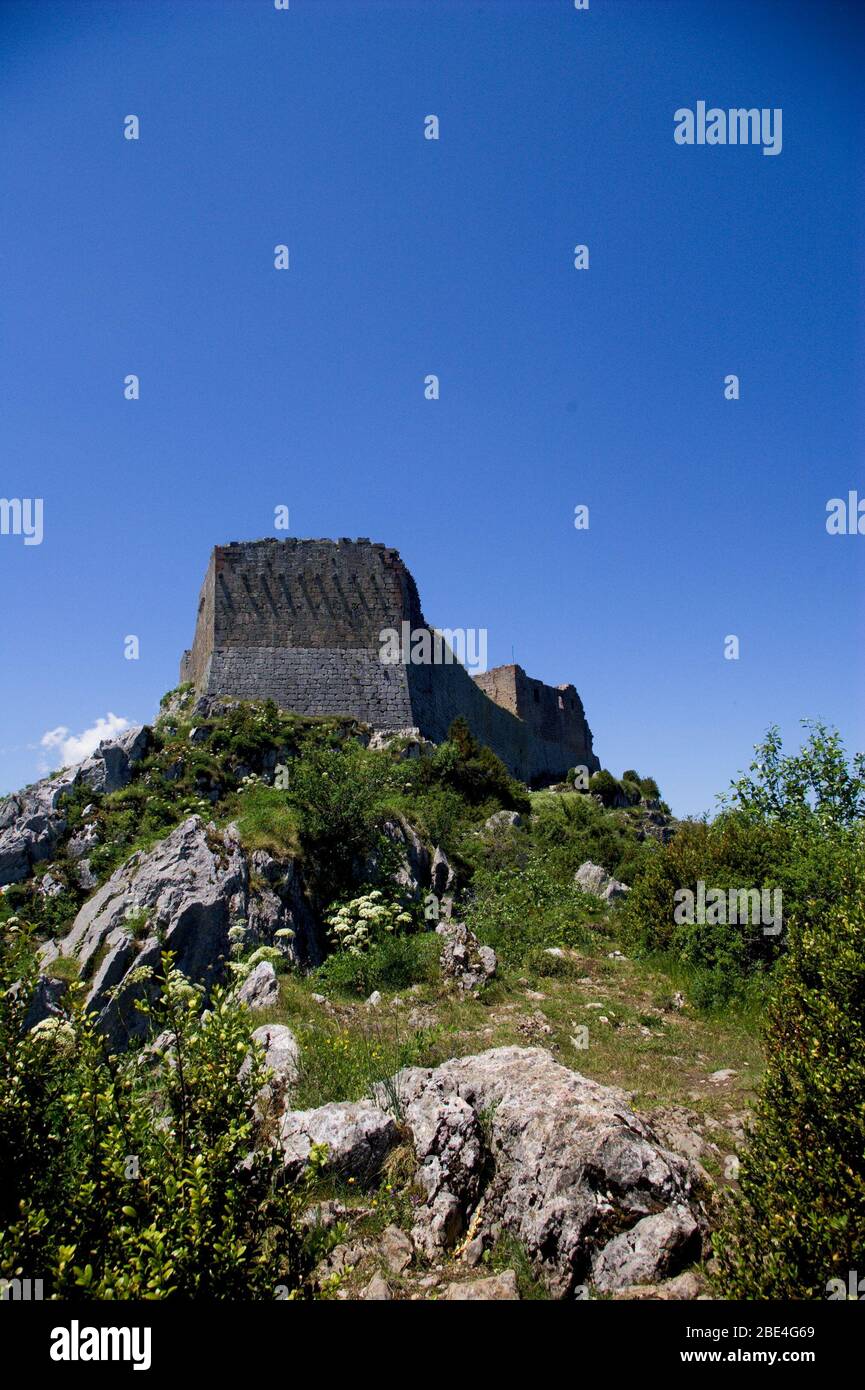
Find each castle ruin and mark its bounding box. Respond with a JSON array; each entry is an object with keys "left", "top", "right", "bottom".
[{"left": 180, "top": 538, "right": 599, "bottom": 786}]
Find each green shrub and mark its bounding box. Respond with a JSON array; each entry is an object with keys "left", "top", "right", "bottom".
[
  {"left": 621, "top": 724, "right": 865, "bottom": 993},
  {"left": 620, "top": 778, "right": 643, "bottom": 807},
  {"left": 588, "top": 769, "right": 622, "bottom": 808},
  {"left": 714, "top": 890, "right": 865, "bottom": 1297},
  {"left": 530, "top": 791, "right": 655, "bottom": 885},
  {"left": 285, "top": 743, "right": 396, "bottom": 898},
  {"left": 381, "top": 786, "right": 470, "bottom": 858},
  {"left": 466, "top": 855, "right": 598, "bottom": 967},
  {"left": 0, "top": 940, "right": 315, "bottom": 1299},
  {"left": 418, "top": 718, "right": 529, "bottom": 814},
  {"left": 524, "top": 945, "right": 580, "bottom": 979},
  {"left": 314, "top": 932, "right": 439, "bottom": 998}
]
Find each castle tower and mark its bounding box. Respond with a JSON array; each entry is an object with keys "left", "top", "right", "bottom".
[{"left": 180, "top": 538, "right": 599, "bottom": 785}]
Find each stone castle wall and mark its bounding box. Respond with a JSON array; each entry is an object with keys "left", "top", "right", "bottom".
[{"left": 180, "top": 538, "right": 599, "bottom": 784}]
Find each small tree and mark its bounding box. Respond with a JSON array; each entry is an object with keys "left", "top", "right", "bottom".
[{"left": 715, "top": 890, "right": 865, "bottom": 1298}]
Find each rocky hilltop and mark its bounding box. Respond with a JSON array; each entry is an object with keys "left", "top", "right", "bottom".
[{"left": 1, "top": 691, "right": 748, "bottom": 1302}]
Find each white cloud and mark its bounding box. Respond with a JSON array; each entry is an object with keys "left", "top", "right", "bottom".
[{"left": 40, "top": 712, "right": 131, "bottom": 770}]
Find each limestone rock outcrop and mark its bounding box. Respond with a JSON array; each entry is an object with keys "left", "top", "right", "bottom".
[
  {"left": 574, "top": 860, "right": 630, "bottom": 903},
  {"left": 39, "top": 815, "right": 320, "bottom": 1048},
  {"left": 437, "top": 920, "right": 497, "bottom": 992},
  {"left": 0, "top": 727, "right": 151, "bottom": 887},
  {"left": 279, "top": 1046, "right": 704, "bottom": 1298}
]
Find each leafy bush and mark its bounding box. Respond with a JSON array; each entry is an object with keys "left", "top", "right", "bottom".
[
  {"left": 314, "top": 932, "right": 439, "bottom": 998},
  {"left": 620, "top": 778, "right": 643, "bottom": 807},
  {"left": 530, "top": 791, "right": 656, "bottom": 885},
  {"left": 714, "top": 889, "right": 865, "bottom": 1297},
  {"left": 0, "top": 939, "right": 316, "bottom": 1299},
  {"left": 285, "top": 743, "right": 396, "bottom": 898},
  {"left": 419, "top": 718, "right": 529, "bottom": 814},
  {"left": 621, "top": 725, "right": 865, "bottom": 1002},
  {"left": 381, "top": 786, "right": 471, "bottom": 858},
  {"left": 588, "top": 769, "right": 622, "bottom": 808}
]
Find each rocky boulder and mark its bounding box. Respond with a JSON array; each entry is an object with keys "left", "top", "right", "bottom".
[
  {"left": 280, "top": 1046, "right": 704, "bottom": 1299},
  {"left": 42, "top": 815, "right": 320, "bottom": 1049},
  {"left": 237, "top": 960, "right": 280, "bottom": 1011},
  {"left": 437, "top": 920, "right": 496, "bottom": 992},
  {"left": 279, "top": 1099, "right": 399, "bottom": 1187},
  {"left": 0, "top": 774, "right": 76, "bottom": 887},
  {"left": 441, "top": 1270, "right": 519, "bottom": 1301},
  {"left": 484, "top": 810, "right": 522, "bottom": 831},
  {"left": 241, "top": 1022, "right": 299, "bottom": 1113},
  {"left": 574, "top": 860, "right": 630, "bottom": 903},
  {"left": 393, "top": 1048, "right": 701, "bottom": 1295},
  {"left": 591, "top": 1204, "right": 701, "bottom": 1292},
  {"left": 367, "top": 728, "right": 434, "bottom": 759},
  {"left": 362, "top": 815, "right": 430, "bottom": 900},
  {"left": 76, "top": 726, "right": 152, "bottom": 796},
  {"left": 430, "top": 845, "right": 454, "bottom": 899}
]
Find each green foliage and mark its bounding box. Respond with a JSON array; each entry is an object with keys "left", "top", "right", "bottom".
[
  {"left": 588, "top": 769, "right": 622, "bottom": 807},
  {"left": 588, "top": 767, "right": 661, "bottom": 810},
  {"left": 466, "top": 854, "right": 598, "bottom": 968},
  {"left": 158, "top": 682, "right": 195, "bottom": 713},
  {"left": 314, "top": 932, "right": 440, "bottom": 998},
  {"left": 530, "top": 791, "right": 656, "bottom": 885},
  {"left": 484, "top": 1233, "right": 551, "bottom": 1299},
  {"left": 621, "top": 725, "right": 864, "bottom": 1004},
  {"left": 418, "top": 718, "right": 530, "bottom": 815},
  {"left": 620, "top": 778, "right": 642, "bottom": 806},
  {"left": 285, "top": 743, "right": 397, "bottom": 899},
  {"left": 0, "top": 940, "right": 315, "bottom": 1299},
  {"left": 721, "top": 720, "right": 865, "bottom": 830},
  {"left": 44, "top": 954, "right": 81, "bottom": 983},
  {"left": 714, "top": 889, "right": 865, "bottom": 1298},
  {"left": 204, "top": 700, "right": 294, "bottom": 767},
  {"left": 620, "top": 818, "right": 785, "bottom": 1002},
  {"left": 233, "top": 782, "right": 301, "bottom": 858},
  {"left": 243, "top": 945, "right": 286, "bottom": 973},
  {"left": 381, "top": 786, "right": 471, "bottom": 859}
]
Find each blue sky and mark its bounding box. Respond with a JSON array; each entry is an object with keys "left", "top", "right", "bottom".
[{"left": 1, "top": 0, "right": 863, "bottom": 815}]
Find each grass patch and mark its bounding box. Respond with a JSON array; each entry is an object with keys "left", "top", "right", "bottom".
[
  {"left": 292, "top": 1018, "right": 438, "bottom": 1110},
  {"left": 484, "top": 1233, "right": 551, "bottom": 1299},
  {"left": 44, "top": 955, "right": 80, "bottom": 983},
  {"left": 232, "top": 783, "right": 302, "bottom": 858}
]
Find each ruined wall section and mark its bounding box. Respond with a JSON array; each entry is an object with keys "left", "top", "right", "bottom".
[
  {"left": 408, "top": 660, "right": 598, "bottom": 784},
  {"left": 180, "top": 556, "right": 217, "bottom": 692},
  {"left": 473, "top": 665, "right": 596, "bottom": 772}
]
